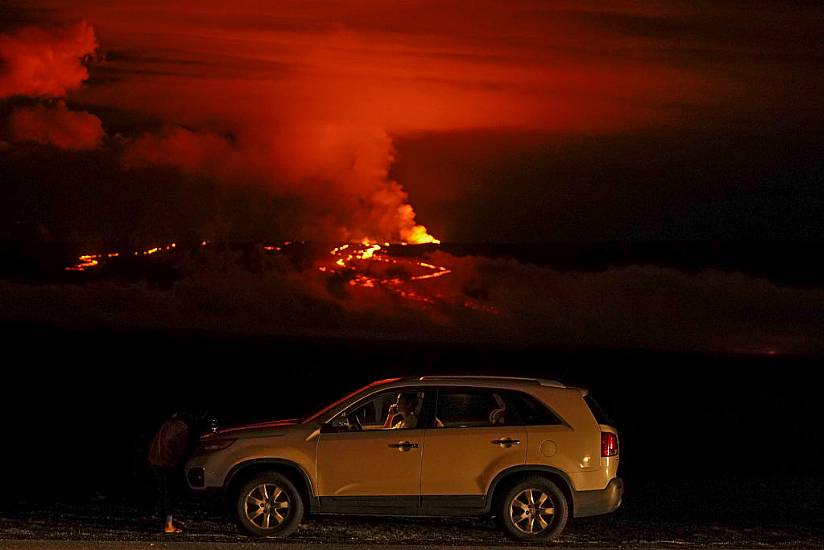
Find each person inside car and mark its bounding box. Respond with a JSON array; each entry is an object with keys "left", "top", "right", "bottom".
[
  {"left": 383, "top": 393, "right": 419, "bottom": 429},
  {"left": 489, "top": 394, "right": 508, "bottom": 425}
]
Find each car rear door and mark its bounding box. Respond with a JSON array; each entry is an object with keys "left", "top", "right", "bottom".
[{"left": 420, "top": 388, "right": 527, "bottom": 509}]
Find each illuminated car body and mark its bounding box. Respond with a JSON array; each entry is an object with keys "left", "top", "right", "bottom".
[{"left": 186, "top": 376, "right": 622, "bottom": 540}]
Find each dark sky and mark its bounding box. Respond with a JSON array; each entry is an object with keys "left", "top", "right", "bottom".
[{"left": 1, "top": 0, "right": 823, "bottom": 243}]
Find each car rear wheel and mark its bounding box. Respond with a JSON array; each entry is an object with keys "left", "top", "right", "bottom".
[
  {"left": 235, "top": 472, "right": 303, "bottom": 537},
  {"left": 500, "top": 476, "right": 568, "bottom": 541}
]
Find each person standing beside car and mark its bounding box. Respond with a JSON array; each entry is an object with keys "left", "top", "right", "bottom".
[{"left": 148, "top": 411, "right": 201, "bottom": 534}]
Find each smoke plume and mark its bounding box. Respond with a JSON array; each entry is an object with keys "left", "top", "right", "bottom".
[
  {"left": 122, "top": 124, "right": 437, "bottom": 243},
  {"left": 6, "top": 101, "right": 103, "bottom": 150},
  {"left": 0, "top": 21, "right": 97, "bottom": 99},
  {"left": 1, "top": 21, "right": 103, "bottom": 152}
]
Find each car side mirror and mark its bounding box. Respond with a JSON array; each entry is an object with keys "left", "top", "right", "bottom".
[{"left": 323, "top": 414, "right": 351, "bottom": 433}]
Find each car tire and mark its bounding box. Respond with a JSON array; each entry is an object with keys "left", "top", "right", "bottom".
[
  {"left": 499, "top": 476, "right": 568, "bottom": 541},
  {"left": 234, "top": 472, "right": 304, "bottom": 537}
]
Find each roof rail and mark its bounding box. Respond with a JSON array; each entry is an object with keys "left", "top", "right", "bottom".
[{"left": 417, "top": 375, "right": 566, "bottom": 388}]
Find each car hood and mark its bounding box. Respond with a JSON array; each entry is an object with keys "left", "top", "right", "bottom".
[{"left": 204, "top": 418, "right": 304, "bottom": 439}]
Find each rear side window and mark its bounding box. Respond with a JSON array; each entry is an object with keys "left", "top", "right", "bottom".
[
  {"left": 506, "top": 391, "right": 564, "bottom": 426},
  {"left": 435, "top": 389, "right": 516, "bottom": 427},
  {"left": 433, "top": 388, "right": 565, "bottom": 427},
  {"left": 584, "top": 394, "right": 615, "bottom": 426}
]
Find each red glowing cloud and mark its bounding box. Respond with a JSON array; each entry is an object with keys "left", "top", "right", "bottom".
[
  {"left": 1, "top": 20, "right": 102, "bottom": 151},
  {"left": 122, "top": 127, "right": 233, "bottom": 174},
  {"left": 6, "top": 101, "right": 103, "bottom": 150},
  {"left": 0, "top": 21, "right": 97, "bottom": 99},
  {"left": 57, "top": 0, "right": 721, "bottom": 242},
  {"left": 61, "top": 2, "right": 713, "bottom": 134},
  {"left": 15, "top": 1, "right": 808, "bottom": 241}
]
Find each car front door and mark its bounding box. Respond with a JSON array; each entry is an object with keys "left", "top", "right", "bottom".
[
  {"left": 420, "top": 388, "right": 527, "bottom": 510},
  {"left": 316, "top": 388, "right": 428, "bottom": 513}
]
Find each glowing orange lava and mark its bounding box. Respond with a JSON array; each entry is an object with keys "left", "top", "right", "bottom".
[
  {"left": 66, "top": 243, "right": 176, "bottom": 271},
  {"left": 402, "top": 225, "right": 440, "bottom": 245},
  {"left": 65, "top": 254, "right": 100, "bottom": 271},
  {"left": 323, "top": 240, "right": 452, "bottom": 305},
  {"left": 63, "top": 238, "right": 496, "bottom": 314}
]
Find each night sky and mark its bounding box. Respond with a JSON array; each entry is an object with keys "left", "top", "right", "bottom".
[{"left": 2, "top": 0, "right": 823, "bottom": 243}]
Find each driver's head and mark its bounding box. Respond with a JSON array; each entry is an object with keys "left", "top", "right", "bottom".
[{"left": 396, "top": 393, "right": 417, "bottom": 416}]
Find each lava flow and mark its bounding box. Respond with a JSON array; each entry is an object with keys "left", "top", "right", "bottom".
[
  {"left": 319, "top": 240, "right": 453, "bottom": 304},
  {"left": 65, "top": 243, "right": 177, "bottom": 271},
  {"left": 62, "top": 238, "right": 495, "bottom": 313},
  {"left": 323, "top": 241, "right": 451, "bottom": 279}
]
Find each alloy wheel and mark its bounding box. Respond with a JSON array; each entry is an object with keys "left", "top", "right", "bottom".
[
  {"left": 509, "top": 488, "right": 555, "bottom": 535},
  {"left": 243, "top": 483, "right": 290, "bottom": 530}
]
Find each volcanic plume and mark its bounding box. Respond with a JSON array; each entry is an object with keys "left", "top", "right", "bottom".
[
  {"left": 3, "top": 0, "right": 734, "bottom": 245},
  {"left": 122, "top": 124, "right": 439, "bottom": 244},
  {"left": 0, "top": 16, "right": 438, "bottom": 243},
  {"left": 3, "top": 1, "right": 762, "bottom": 245},
  {"left": 6, "top": 101, "right": 102, "bottom": 150},
  {"left": 0, "top": 20, "right": 97, "bottom": 99},
  {"left": 0, "top": 20, "right": 103, "bottom": 150}
]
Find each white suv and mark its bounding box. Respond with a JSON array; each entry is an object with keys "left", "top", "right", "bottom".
[{"left": 186, "top": 376, "right": 623, "bottom": 541}]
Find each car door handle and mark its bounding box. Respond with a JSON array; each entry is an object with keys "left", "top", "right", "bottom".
[
  {"left": 388, "top": 441, "right": 419, "bottom": 451},
  {"left": 491, "top": 438, "right": 521, "bottom": 448}
]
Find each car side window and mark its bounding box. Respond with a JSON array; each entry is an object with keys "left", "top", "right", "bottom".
[
  {"left": 506, "top": 391, "right": 564, "bottom": 426},
  {"left": 346, "top": 390, "right": 426, "bottom": 430},
  {"left": 434, "top": 389, "right": 519, "bottom": 428}
]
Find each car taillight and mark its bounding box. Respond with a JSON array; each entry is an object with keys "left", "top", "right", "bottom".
[{"left": 601, "top": 432, "right": 618, "bottom": 457}]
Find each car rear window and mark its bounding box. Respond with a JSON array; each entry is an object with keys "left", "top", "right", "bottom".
[{"left": 584, "top": 394, "right": 616, "bottom": 426}]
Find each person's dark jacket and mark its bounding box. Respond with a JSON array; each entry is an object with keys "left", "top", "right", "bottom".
[{"left": 148, "top": 417, "right": 190, "bottom": 469}]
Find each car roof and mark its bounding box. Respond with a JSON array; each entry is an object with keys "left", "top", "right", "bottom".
[{"left": 386, "top": 375, "right": 567, "bottom": 389}]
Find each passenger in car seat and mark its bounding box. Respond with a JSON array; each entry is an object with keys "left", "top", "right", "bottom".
[
  {"left": 489, "top": 394, "right": 508, "bottom": 425},
  {"left": 383, "top": 393, "right": 419, "bottom": 429}
]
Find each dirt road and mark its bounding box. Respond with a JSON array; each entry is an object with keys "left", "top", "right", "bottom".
[{"left": 1, "top": 510, "right": 822, "bottom": 549}]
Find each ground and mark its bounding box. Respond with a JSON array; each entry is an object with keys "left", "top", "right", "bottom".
[{"left": 1, "top": 498, "right": 822, "bottom": 548}]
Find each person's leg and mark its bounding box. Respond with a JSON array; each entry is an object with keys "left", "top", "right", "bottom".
[
  {"left": 153, "top": 467, "right": 181, "bottom": 533},
  {"left": 164, "top": 469, "right": 181, "bottom": 533}
]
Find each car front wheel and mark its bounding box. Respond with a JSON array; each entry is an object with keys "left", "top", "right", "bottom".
[
  {"left": 500, "top": 476, "right": 568, "bottom": 541},
  {"left": 235, "top": 472, "right": 303, "bottom": 537}
]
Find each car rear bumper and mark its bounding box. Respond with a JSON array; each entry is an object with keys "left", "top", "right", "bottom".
[{"left": 572, "top": 477, "right": 623, "bottom": 518}]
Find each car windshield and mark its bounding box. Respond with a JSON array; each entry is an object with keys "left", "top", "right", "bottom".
[{"left": 302, "top": 378, "right": 401, "bottom": 424}]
